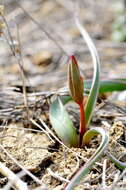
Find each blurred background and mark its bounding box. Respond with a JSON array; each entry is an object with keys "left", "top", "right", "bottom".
[{"left": 0, "top": 0, "right": 126, "bottom": 92}]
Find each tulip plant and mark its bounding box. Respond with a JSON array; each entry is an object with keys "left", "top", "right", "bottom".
[
  {"left": 49, "top": 15, "right": 126, "bottom": 189},
  {"left": 49, "top": 14, "right": 104, "bottom": 147}
]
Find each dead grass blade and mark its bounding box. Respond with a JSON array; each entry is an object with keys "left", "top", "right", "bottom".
[{"left": 0, "top": 162, "right": 28, "bottom": 190}]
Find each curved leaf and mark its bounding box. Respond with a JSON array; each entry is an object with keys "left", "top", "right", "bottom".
[
  {"left": 106, "top": 151, "right": 126, "bottom": 170},
  {"left": 65, "top": 127, "right": 109, "bottom": 190},
  {"left": 75, "top": 15, "right": 100, "bottom": 127},
  {"left": 85, "top": 79, "right": 126, "bottom": 93},
  {"left": 49, "top": 97, "right": 78, "bottom": 147}
]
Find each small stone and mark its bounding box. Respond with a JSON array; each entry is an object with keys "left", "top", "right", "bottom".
[
  {"left": 68, "top": 28, "right": 80, "bottom": 38},
  {"left": 32, "top": 51, "right": 53, "bottom": 66}
]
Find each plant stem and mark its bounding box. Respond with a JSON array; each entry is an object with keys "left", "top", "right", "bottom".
[{"left": 79, "top": 102, "right": 86, "bottom": 147}]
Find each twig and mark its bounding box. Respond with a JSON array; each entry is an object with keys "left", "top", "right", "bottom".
[
  {"left": 109, "top": 168, "right": 126, "bottom": 190},
  {"left": 47, "top": 168, "right": 69, "bottom": 183},
  {"left": 33, "top": 186, "right": 48, "bottom": 190},
  {"left": 0, "top": 125, "right": 47, "bottom": 133},
  {"left": 15, "top": 23, "right": 29, "bottom": 118},
  {"left": 30, "top": 119, "right": 55, "bottom": 143},
  {"left": 1, "top": 13, "right": 30, "bottom": 118},
  {"left": 102, "top": 159, "right": 107, "bottom": 189},
  {"left": 3, "top": 170, "right": 27, "bottom": 190},
  {"left": 39, "top": 118, "right": 86, "bottom": 161},
  {"left": 0, "top": 162, "right": 28, "bottom": 190},
  {"left": 16, "top": 0, "right": 69, "bottom": 57},
  {"left": 0, "top": 143, "right": 47, "bottom": 187},
  {"left": 1, "top": 14, "right": 16, "bottom": 56}
]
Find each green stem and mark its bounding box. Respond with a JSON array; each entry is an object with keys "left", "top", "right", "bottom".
[{"left": 79, "top": 102, "right": 86, "bottom": 147}]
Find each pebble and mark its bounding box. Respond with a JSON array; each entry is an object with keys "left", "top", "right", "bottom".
[{"left": 32, "top": 51, "right": 53, "bottom": 66}]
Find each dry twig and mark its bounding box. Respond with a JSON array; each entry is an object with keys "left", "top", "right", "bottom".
[{"left": 0, "top": 162, "right": 28, "bottom": 190}]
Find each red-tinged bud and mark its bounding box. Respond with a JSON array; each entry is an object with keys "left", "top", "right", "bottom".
[{"left": 68, "top": 55, "right": 84, "bottom": 105}]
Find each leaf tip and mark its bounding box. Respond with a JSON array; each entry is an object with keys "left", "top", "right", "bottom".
[{"left": 70, "top": 55, "right": 78, "bottom": 66}]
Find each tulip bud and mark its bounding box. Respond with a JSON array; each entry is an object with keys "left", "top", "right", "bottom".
[{"left": 68, "top": 55, "right": 84, "bottom": 105}]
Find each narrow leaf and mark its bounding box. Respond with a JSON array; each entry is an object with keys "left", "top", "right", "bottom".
[
  {"left": 85, "top": 79, "right": 126, "bottom": 93},
  {"left": 60, "top": 79, "right": 126, "bottom": 106},
  {"left": 49, "top": 97, "right": 78, "bottom": 147},
  {"left": 75, "top": 13, "right": 100, "bottom": 127},
  {"left": 106, "top": 151, "right": 126, "bottom": 170},
  {"left": 65, "top": 127, "right": 109, "bottom": 190}
]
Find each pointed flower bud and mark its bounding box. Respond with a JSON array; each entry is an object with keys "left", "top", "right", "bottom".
[{"left": 68, "top": 55, "right": 84, "bottom": 105}]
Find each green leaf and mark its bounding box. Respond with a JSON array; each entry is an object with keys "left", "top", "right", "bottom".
[
  {"left": 49, "top": 97, "right": 78, "bottom": 147},
  {"left": 85, "top": 79, "right": 126, "bottom": 93},
  {"left": 65, "top": 127, "right": 109, "bottom": 190},
  {"left": 106, "top": 151, "right": 126, "bottom": 170},
  {"left": 75, "top": 15, "right": 100, "bottom": 127},
  {"left": 59, "top": 79, "right": 126, "bottom": 107},
  {"left": 60, "top": 79, "right": 126, "bottom": 106}
]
